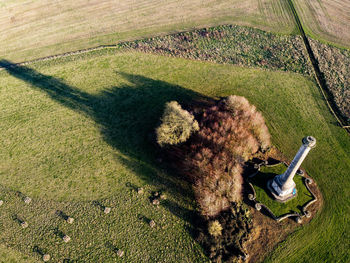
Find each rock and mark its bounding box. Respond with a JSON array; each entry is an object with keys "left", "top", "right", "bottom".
[
  {"left": 304, "top": 210, "right": 311, "bottom": 218},
  {"left": 116, "top": 249, "right": 124, "bottom": 257},
  {"left": 152, "top": 199, "right": 160, "bottom": 206},
  {"left": 248, "top": 194, "right": 254, "bottom": 201},
  {"left": 137, "top": 188, "right": 144, "bottom": 195},
  {"left": 160, "top": 194, "right": 167, "bottom": 200},
  {"left": 66, "top": 217, "right": 74, "bottom": 224},
  {"left": 63, "top": 235, "right": 71, "bottom": 243},
  {"left": 149, "top": 220, "right": 156, "bottom": 228},
  {"left": 306, "top": 178, "right": 313, "bottom": 184},
  {"left": 295, "top": 217, "right": 302, "bottom": 224},
  {"left": 0, "top": 200, "right": 3, "bottom": 206},
  {"left": 154, "top": 192, "right": 159, "bottom": 197},
  {"left": 21, "top": 221, "right": 28, "bottom": 228},
  {"left": 255, "top": 203, "right": 261, "bottom": 211},
  {"left": 24, "top": 197, "right": 32, "bottom": 204},
  {"left": 104, "top": 207, "right": 111, "bottom": 214},
  {"left": 42, "top": 254, "right": 51, "bottom": 262}
]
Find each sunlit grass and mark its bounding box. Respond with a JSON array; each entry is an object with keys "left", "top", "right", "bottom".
[
  {"left": 250, "top": 163, "right": 313, "bottom": 216},
  {"left": 0, "top": 51, "right": 349, "bottom": 262}
]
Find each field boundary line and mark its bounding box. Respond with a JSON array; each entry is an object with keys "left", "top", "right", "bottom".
[
  {"left": 287, "top": 0, "right": 350, "bottom": 133},
  {"left": 0, "top": 44, "right": 119, "bottom": 71}
]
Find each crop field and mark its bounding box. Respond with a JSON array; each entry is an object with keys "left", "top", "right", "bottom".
[
  {"left": 0, "top": 50, "right": 349, "bottom": 262},
  {"left": 1, "top": 0, "right": 348, "bottom": 64},
  {"left": 293, "top": 0, "right": 350, "bottom": 48},
  {"left": 0, "top": 0, "right": 297, "bottom": 62}
]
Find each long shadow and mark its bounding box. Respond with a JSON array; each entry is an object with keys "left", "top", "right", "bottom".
[{"left": 0, "top": 59, "right": 209, "bottom": 219}]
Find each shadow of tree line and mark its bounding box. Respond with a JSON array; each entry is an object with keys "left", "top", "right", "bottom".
[{"left": 0, "top": 59, "right": 210, "bottom": 224}]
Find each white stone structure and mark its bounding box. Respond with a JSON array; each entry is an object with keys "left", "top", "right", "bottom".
[{"left": 268, "top": 136, "right": 316, "bottom": 202}]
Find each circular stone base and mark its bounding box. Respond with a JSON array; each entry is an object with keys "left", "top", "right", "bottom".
[{"left": 267, "top": 180, "right": 297, "bottom": 203}]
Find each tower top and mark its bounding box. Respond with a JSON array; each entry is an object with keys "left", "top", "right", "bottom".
[{"left": 302, "top": 136, "right": 316, "bottom": 148}]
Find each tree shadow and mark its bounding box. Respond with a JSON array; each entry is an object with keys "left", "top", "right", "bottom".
[{"left": 0, "top": 59, "right": 210, "bottom": 220}]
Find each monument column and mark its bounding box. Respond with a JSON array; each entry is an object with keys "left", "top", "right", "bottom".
[{"left": 268, "top": 136, "right": 316, "bottom": 202}]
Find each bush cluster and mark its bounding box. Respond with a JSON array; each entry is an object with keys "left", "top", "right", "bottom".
[
  {"left": 191, "top": 96, "right": 270, "bottom": 217},
  {"left": 156, "top": 101, "right": 199, "bottom": 146},
  {"left": 196, "top": 204, "right": 252, "bottom": 262},
  {"left": 161, "top": 96, "right": 271, "bottom": 217},
  {"left": 208, "top": 220, "right": 223, "bottom": 237}
]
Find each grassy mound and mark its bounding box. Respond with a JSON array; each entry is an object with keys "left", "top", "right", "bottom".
[{"left": 250, "top": 163, "right": 313, "bottom": 216}]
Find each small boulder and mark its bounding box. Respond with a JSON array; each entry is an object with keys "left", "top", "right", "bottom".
[
  {"left": 0, "top": 200, "right": 3, "bottom": 206},
  {"left": 116, "top": 249, "right": 124, "bottom": 257},
  {"left": 304, "top": 211, "right": 311, "bottom": 218},
  {"left": 137, "top": 188, "right": 144, "bottom": 195},
  {"left": 66, "top": 217, "right": 74, "bottom": 224},
  {"left": 295, "top": 217, "right": 302, "bottom": 224},
  {"left": 255, "top": 203, "right": 261, "bottom": 211},
  {"left": 24, "top": 196, "right": 32, "bottom": 204},
  {"left": 63, "top": 235, "right": 71, "bottom": 243},
  {"left": 21, "top": 221, "right": 28, "bottom": 228},
  {"left": 160, "top": 194, "right": 167, "bottom": 200},
  {"left": 104, "top": 207, "right": 111, "bottom": 214},
  {"left": 306, "top": 178, "right": 313, "bottom": 184},
  {"left": 42, "top": 254, "right": 51, "bottom": 262},
  {"left": 149, "top": 220, "right": 156, "bottom": 228},
  {"left": 152, "top": 199, "right": 160, "bottom": 206}
]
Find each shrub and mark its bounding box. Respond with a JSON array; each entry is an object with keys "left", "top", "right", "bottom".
[
  {"left": 194, "top": 161, "right": 243, "bottom": 217},
  {"left": 208, "top": 220, "right": 223, "bottom": 237},
  {"left": 160, "top": 96, "right": 271, "bottom": 217},
  {"left": 197, "top": 206, "right": 252, "bottom": 262},
  {"left": 223, "top": 95, "right": 271, "bottom": 151},
  {"left": 178, "top": 96, "right": 270, "bottom": 217},
  {"left": 156, "top": 101, "right": 199, "bottom": 146}
]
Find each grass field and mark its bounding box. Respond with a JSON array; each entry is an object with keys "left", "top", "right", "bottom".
[
  {"left": 0, "top": 50, "right": 349, "bottom": 262},
  {"left": 0, "top": 0, "right": 297, "bottom": 62},
  {"left": 293, "top": 0, "right": 350, "bottom": 48}
]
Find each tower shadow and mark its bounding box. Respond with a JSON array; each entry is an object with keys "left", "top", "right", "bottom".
[{"left": 0, "top": 59, "right": 210, "bottom": 221}]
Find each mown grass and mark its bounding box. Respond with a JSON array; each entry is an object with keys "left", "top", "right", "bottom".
[
  {"left": 0, "top": 0, "right": 296, "bottom": 62},
  {"left": 0, "top": 51, "right": 349, "bottom": 262},
  {"left": 292, "top": 0, "right": 350, "bottom": 49},
  {"left": 250, "top": 163, "right": 313, "bottom": 216}
]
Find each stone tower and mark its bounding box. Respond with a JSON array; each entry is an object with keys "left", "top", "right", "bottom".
[{"left": 268, "top": 136, "right": 316, "bottom": 202}]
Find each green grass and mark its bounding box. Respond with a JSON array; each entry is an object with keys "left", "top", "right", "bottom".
[
  {"left": 0, "top": 244, "right": 36, "bottom": 263},
  {"left": 0, "top": 50, "right": 349, "bottom": 262},
  {"left": 250, "top": 163, "right": 313, "bottom": 216}
]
